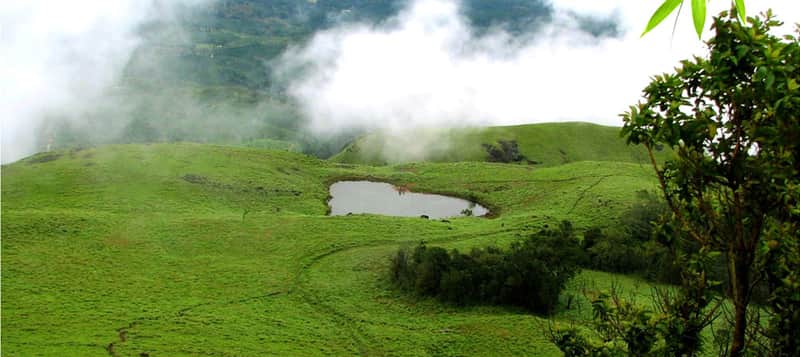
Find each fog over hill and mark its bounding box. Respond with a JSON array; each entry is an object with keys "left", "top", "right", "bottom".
[
  {"left": 1, "top": 0, "right": 214, "bottom": 163},
  {"left": 1, "top": 0, "right": 798, "bottom": 163},
  {"left": 278, "top": 0, "right": 799, "bottom": 134}
]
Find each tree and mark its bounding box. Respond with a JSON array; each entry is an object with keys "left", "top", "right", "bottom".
[{"left": 622, "top": 10, "right": 799, "bottom": 356}]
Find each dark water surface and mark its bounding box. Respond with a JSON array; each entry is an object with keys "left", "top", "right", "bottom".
[{"left": 328, "top": 181, "right": 489, "bottom": 219}]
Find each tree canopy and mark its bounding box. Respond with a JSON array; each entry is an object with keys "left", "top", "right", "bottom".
[
  {"left": 624, "top": 9, "right": 799, "bottom": 356},
  {"left": 553, "top": 9, "right": 799, "bottom": 357}
]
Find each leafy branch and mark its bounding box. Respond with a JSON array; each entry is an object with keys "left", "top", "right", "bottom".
[{"left": 642, "top": 0, "right": 746, "bottom": 38}]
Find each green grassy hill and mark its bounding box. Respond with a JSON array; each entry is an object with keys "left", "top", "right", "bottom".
[
  {"left": 2, "top": 142, "right": 663, "bottom": 356},
  {"left": 330, "top": 122, "right": 671, "bottom": 166}
]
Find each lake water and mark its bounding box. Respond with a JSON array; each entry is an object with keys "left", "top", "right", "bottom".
[{"left": 328, "top": 181, "right": 489, "bottom": 219}]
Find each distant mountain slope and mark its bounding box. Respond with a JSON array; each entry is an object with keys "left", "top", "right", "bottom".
[{"left": 330, "top": 122, "right": 671, "bottom": 166}]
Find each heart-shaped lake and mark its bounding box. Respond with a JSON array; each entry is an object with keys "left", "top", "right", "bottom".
[{"left": 328, "top": 181, "right": 489, "bottom": 219}]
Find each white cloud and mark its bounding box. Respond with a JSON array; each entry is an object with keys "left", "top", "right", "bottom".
[{"left": 278, "top": 0, "right": 800, "bottom": 137}]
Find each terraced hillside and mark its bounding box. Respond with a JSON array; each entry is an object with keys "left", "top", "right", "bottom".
[
  {"left": 330, "top": 122, "right": 672, "bottom": 166},
  {"left": 2, "top": 143, "right": 660, "bottom": 356}
]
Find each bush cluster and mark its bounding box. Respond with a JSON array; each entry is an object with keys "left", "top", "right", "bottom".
[
  {"left": 482, "top": 140, "right": 533, "bottom": 163},
  {"left": 581, "top": 191, "right": 682, "bottom": 283},
  {"left": 390, "top": 221, "right": 583, "bottom": 314}
]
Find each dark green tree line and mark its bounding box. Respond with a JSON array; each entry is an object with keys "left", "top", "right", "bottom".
[{"left": 390, "top": 221, "right": 583, "bottom": 314}]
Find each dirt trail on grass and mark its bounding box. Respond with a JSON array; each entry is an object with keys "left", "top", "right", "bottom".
[
  {"left": 105, "top": 291, "right": 284, "bottom": 356},
  {"left": 567, "top": 175, "right": 613, "bottom": 214},
  {"left": 290, "top": 226, "right": 524, "bottom": 356}
]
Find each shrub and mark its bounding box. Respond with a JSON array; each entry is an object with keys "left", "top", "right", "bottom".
[
  {"left": 621, "top": 190, "right": 667, "bottom": 242},
  {"left": 581, "top": 191, "right": 681, "bottom": 281},
  {"left": 482, "top": 140, "right": 530, "bottom": 163},
  {"left": 585, "top": 229, "right": 647, "bottom": 273},
  {"left": 389, "top": 221, "right": 583, "bottom": 314}
]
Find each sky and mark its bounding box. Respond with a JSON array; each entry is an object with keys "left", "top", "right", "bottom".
[{"left": 1, "top": 0, "right": 798, "bottom": 163}]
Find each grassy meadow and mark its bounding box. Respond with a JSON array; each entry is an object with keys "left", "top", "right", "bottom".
[
  {"left": 2, "top": 127, "right": 667, "bottom": 356},
  {"left": 330, "top": 122, "right": 672, "bottom": 166}
]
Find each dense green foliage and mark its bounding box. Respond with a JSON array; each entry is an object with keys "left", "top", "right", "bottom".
[
  {"left": 552, "top": 259, "right": 717, "bottom": 356},
  {"left": 553, "top": 10, "right": 799, "bottom": 357},
  {"left": 390, "top": 222, "right": 582, "bottom": 313},
  {"left": 624, "top": 10, "right": 799, "bottom": 356},
  {"left": 482, "top": 140, "right": 534, "bottom": 163},
  {"left": 582, "top": 191, "right": 676, "bottom": 280}
]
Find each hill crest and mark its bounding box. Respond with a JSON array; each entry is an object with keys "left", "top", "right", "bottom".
[{"left": 330, "top": 122, "right": 670, "bottom": 166}]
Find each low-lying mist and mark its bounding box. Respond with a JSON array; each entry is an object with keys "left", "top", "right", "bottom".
[
  {"left": 276, "top": 0, "right": 798, "bottom": 162},
  {"left": 2, "top": 0, "right": 797, "bottom": 164},
  {"left": 1, "top": 0, "right": 379, "bottom": 163},
  {"left": 1, "top": 0, "right": 217, "bottom": 163}
]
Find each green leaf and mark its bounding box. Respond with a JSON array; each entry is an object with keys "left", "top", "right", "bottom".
[
  {"left": 691, "top": 0, "right": 706, "bottom": 39},
  {"left": 708, "top": 123, "right": 717, "bottom": 137},
  {"left": 642, "top": 0, "right": 683, "bottom": 37},
  {"left": 735, "top": 0, "right": 746, "bottom": 22},
  {"left": 788, "top": 79, "right": 799, "bottom": 91}
]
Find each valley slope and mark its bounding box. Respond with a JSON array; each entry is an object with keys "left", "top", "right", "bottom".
[{"left": 2, "top": 127, "right": 662, "bottom": 355}]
